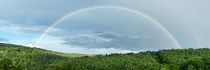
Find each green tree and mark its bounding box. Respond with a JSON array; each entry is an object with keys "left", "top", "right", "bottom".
[
  {"left": 159, "top": 64, "right": 170, "bottom": 70},
  {"left": 187, "top": 65, "right": 196, "bottom": 70},
  {"left": 127, "top": 66, "right": 140, "bottom": 70},
  {"left": 0, "top": 58, "right": 14, "bottom": 70},
  {"left": 169, "top": 64, "right": 180, "bottom": 70},
  {"left": 187, "top": 58, "right": 204, "bottom": 70}
]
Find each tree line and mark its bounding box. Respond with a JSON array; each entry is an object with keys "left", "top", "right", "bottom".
[{"left": 0, "top": 43, "right": 209, "bottom": 70}]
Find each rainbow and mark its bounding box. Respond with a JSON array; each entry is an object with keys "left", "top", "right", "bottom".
[{"left": 35, "top": 5, "right": 182, "bottom": 49}]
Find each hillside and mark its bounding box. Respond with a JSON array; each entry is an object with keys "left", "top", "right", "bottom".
[
  {"left": 0, "top": 43, "right": 89, "bottom": 69},
  {"left": 0, "top": 43, "right": 209, "bottom": 70},
  {"left": 0, "top": 43, "right": 69, "bottom": 68},
  {"left": 44, "top": 48, "right": 210, "bottom": 70}
]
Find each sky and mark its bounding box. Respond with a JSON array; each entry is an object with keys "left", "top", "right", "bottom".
[{"left": 0, "top": 0, "right": 209, "bottom": 54}]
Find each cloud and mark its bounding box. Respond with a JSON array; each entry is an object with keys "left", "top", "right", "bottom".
[
  {"left": 47, "top": 29, "right": 173, "bottom": 51},
  {"left": 0, "top": 4, "right": 181, "bottom": 53},
  {"left": 0, "top": 19, "right": 47, "bottom": 34},
  {"left": 1, "top": 0, "right": 208, "bottom": 54},
  {"left": 36, "top": 38, "right": 140, "bottom": 54},
  {"left": 0, "top": 37, "right": 8, "bottom": 42},
  {"left": 46, "top": 28, "right": 144, "bottom": 51}
]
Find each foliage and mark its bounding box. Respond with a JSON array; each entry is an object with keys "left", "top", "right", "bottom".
[
  {"left": 46, "top": 48, "right": 210, "bottom": 70},
  {"left": 0, "top": 43, "right": 68, "bottom": 69},
  {"left": 0, "top": 43, "right": 209, "bottom": 70},
  {"left": 0, "top": 58, "right": 23, "bottom": 70}
]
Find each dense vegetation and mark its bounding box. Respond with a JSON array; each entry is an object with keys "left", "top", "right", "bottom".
[
  {"left": 0, "top": 43, "right": 209, "bottom": 70},
  {"left": 44, "top": 48, "right": 210, "bottom": 70},
  {"left": 0, "top": 43, "right": 70, "bottom": 69},
  {"left": 0, "top": 43, "right": 88, "bottom": 69}
]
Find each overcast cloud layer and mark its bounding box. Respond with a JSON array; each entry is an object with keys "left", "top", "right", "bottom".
[{"left": 0, "top": 0, "right": 209, "bottom": 54}]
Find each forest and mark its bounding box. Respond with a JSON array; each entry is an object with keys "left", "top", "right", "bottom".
[{"left": 0, "top": 43, "right": 209, "bottom": 70}]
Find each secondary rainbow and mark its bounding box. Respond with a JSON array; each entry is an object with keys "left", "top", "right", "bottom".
[{"left": 35, "top": 5, "right": 182, "bottom": 49}]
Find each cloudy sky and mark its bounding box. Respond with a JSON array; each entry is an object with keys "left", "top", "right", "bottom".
[{"left": 0, "top": 0, "right": 209, "bottom": 54}]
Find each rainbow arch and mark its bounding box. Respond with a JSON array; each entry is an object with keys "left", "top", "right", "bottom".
[{"left": 35, "top": 5, "right": 182, "bottom": 49}]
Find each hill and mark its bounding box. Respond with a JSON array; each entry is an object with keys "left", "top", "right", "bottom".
[
  {"left": 0, "top": 43, "right": 209, "bottom": 70},
  {"left": 45, "top": 48, "right": 210, "bottom": 70},
  {"left": 0, "top": 43, "right": 69, "bottom": 68},
  {"left": 0, "top": 43, "right": 88, "bottom": 69}
]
